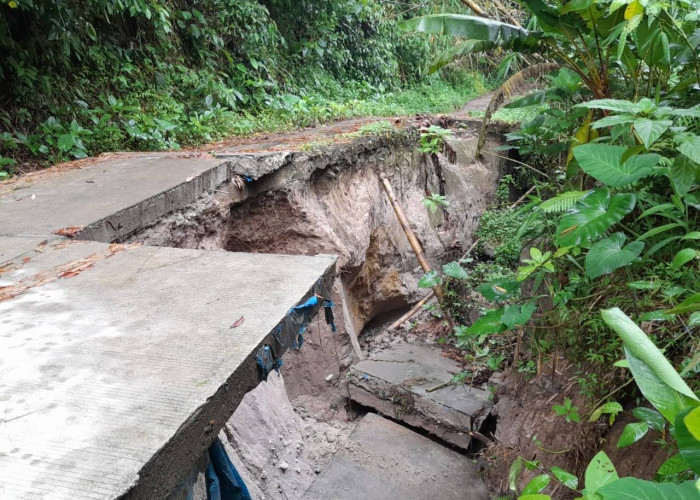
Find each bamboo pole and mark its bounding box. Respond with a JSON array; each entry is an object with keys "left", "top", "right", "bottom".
[
  {"left": 379, "top": 172, "right": 455, "bottom": 329},
  {"left": 459, "top": 0, "right": 486, "bottom": 16},
  {"left": 491, "top": 0, "right": 523, "bottom": 27}
]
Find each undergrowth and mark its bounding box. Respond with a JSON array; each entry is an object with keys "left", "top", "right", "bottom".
[{"left": 0, "top": 0, "right": 491, "bottom": 178}]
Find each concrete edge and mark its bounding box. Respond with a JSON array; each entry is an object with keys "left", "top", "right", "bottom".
[
  {"left": 77, "top": 159, "right": 234, "bottom": 243},
  {"left": 119, "top": 258, "right": 338, "bottom": 500}
]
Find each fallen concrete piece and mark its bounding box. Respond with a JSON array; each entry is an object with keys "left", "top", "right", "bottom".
[
  {"left": 0, "top": 235, "right": 335, "bottom": 499},
  {"left": 304, "top": 412, "right": 489, "bottom": 500},
  {"left": 349, "top": 343, "right": 491, "bottom": 450}
]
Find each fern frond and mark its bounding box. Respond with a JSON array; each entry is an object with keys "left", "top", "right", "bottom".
[
  {"left": 537, "top": 190, "right": 589, "bottom": 213},
  {"left": 476, "top": 62, "right": 560, "bottom": 158}
]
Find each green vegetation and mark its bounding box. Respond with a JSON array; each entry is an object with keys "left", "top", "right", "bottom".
[
  {"left": 0, "top": 0, "right": 491, "bottom": 178},
  {"left": 417, "top": 125, "right": 453, "bottom": 154},
  {"left": 2, "top": 0, "right": 697, "bottom": 496},
  {"left": 406, "top": 0, "right": 698, "bottom": 495}
]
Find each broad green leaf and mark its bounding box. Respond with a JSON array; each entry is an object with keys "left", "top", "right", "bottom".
[
  {"left": 576, "top": 99, "right": 644, "bottom": 114},
  {"left": 550, "top": 466, "right": 578, "bottom": 489},
  {"left": 478, "top": 279, "right": 519, "bottom": 301},
  {"left": 418, "top": 271, "right": 441, "bottom": 288},
  {"left": 443, "top": 261, "right": 469, "bottom": 279},
  {"left": 522, "top": 474, "right": 551, "bottom": 494},
  {"left": 518, "top": 495, "right": 550, "bottom": 500},
  {"left": 670, "top": 108, "right": 700, "bottom": 118},
  {"left": 583, "top": 451, "right": 618, "bottom": 495},
  {"left": 573, "top": 144, "right": 658, "bottom": 187},
  {"left": 632, "top": 407, "right": 666, "bottom": 431},
  {"left": 671, "top": 248, "right": 698, "bottom": 270},
  {"left": 561, "top": 0, "right": 592, "bottom": 12},
  {"left": 657, "top": 454, "right": 691, "bottom": 476},
  {"left": 633, "top": 118, "right": 672, "bottom": 148},
  {"left": 401, "top": 14, "right": 530, "bottom": 42},
  {"left": 686, "top": 407, "right": 700, "bottom": 441},
  {"left": 556, "top": 189, "right": 636, "bottom": 247},
  {"left": 676, "top": 407, "right": 700, "bottom": 474},
  {"left": 670, "top": 156, "right": 698, "bottom": 194},
  {"left": 638, "top": 310, "right": 675, "bottom": 321},
  {"left": 589, "top": 402, "right": 623, "bottom": 422},
  {"left": 626, "top": 347, "right": 698, "bottom": 422},
  {"left": 57, "top": 134, "right": 75, "bottom": 152},
  {"left": 617, "top": 422, "right": 649, "bottom": 448},
  {"left": 597, "top": 477, "right": 699, "bottom": 499},
  {"left": 585, "top": 233, "right": 643, "bottom": 278},
  {"left": 677, "top": 134, "right": 700, "bottom": 162},
  {"left": 601, "top": 308, "right": 698, "bottom": 404},
  {"left": 467, "top": 308, "right": 507, "bottom": 335},
  {"left": 625, "top": 0, "right": 644, "bottom": 19},
  {"left": 501, "top": 303, "right": 536, "bottom": 329},
  {"left": 591, "top": 114, "right": 635, "bottom": 129}
]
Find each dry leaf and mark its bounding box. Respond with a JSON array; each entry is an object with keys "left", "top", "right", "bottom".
[
  {"left": 22, "top": 257, "right": 31, "bottom": 264},
  {"left": 58, "top": 270, "right": 81, "bottom": 279},
  {"left": 231, "top": 316, "right": 245, "bottom": 328},
  {"left": 54, "top": 226, "right": 83, "bottom": 237}
]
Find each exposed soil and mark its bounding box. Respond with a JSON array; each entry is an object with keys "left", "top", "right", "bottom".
[{"left": 481, "top": 358, "right": 675, "bottom": 499}]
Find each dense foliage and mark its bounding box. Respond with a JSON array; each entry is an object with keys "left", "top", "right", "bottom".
[
  {"left": 407, "top": 0, "right": 699, "bottom": 496},
  {"left": 0, "top": 0, "right": 490, "bottom": 177}
]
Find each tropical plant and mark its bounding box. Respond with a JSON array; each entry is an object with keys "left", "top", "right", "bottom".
[
  {"left": 402, "top": 0, "right": 699, "bottom": 156},
  {"left": 511, "top": 309, "right": 699, "bottom": 499},
  {"left": 418, "top": 125, "right": 453, "bottom": 154}
]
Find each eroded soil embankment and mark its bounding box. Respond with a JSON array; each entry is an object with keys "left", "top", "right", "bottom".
[
  {"left": 131, "top": 128, "right": 504, "bottom": 341},
  {"left": 134, "top": 127, "right": 505, "bottom": 500}
]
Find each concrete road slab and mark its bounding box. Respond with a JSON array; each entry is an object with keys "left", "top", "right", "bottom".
[
  {"left": 0, "top": 154, "right": 228, "bottom": 241},
  {"left": 304, "top": 412, "right": 488, "bottom": 500},
  {"left": 0, "top": 236, "right": 336, "bottom": 499},
  {"left": 349, "top": 343, "right": 491, "bottom": 449}
]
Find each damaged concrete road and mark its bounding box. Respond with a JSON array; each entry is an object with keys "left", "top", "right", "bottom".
[
  {"left": 304, "top": 412, "right": 489, "bottom": 500},
  {"left": 1, "top": 98, "right": 509, "bottom": 499},
  {"left": 0, "top": 236, "right": 336, "bottom": 499},
  {"left": 349, "top": 343, "right": 492, "bottom": 450}
]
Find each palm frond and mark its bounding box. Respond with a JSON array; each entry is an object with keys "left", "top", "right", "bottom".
[{"left": 537, "top": 190, "right": 589, "bottom": 213}]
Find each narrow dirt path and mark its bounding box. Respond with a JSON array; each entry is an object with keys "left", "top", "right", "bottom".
[{"left": 3, "top": 91, "right": 499, "bottom": 188}]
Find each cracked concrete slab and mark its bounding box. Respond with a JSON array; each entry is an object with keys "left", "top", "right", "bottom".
[
  {"left": 0, "top": 236, "right": 336, "bottom": 499},
  {"left": 303, "top": 412, "right": 488, "bottom": 500},
  {"left": 0, "top": 154, "right": 232, "bottom": 241},
  {"left": 349, "top": 343, "right": 491, "bottom": 450}
]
